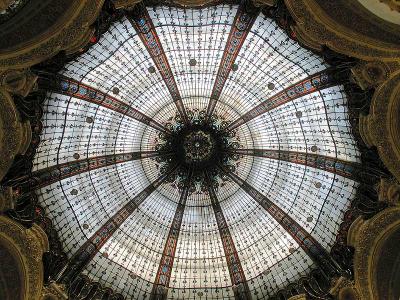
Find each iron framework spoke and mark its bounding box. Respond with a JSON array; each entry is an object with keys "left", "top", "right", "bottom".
[
  {"left": 55, "top": 164, "right": 179, "bottom": 284},
  {"left": 37, "top": 72, "right": 171, "bottom": 135},
  {"left": 150, "top": 167, "right": 194, "bottom": 300},
  {"left": 219, "top": 165, "right": 344, "bottom": 279},
  {"left": 205, "top": 171, "right": 252, "bottom": 300},
  {"left": 205, "top": 2, "right": 259, "bottom": 120},
  {"left": 230, "top": 148, "right": 362, "bottom": 180},
  {"left": 127, "top": 4, "right": 189, "bottom": 124},
  {"left": 10, "top": 150, "right": 165, "bottom": 193},
  {"left": 224, "top": 68, "right": 345, "bottom": 132}
]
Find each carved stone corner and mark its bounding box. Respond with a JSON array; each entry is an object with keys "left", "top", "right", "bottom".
[
  {"left": 330, "top": 277, "right": 360, "bottom": 300},
  {"left": 348, "top": 206, "right": 400, "bottom": 300},
  {"left": 0, "top": 89, "right": 32, "bottom": 181},
  {"left": 0, "top": 69, "right": 38, "bottom": 97},
  {"left": 378, "top": 177, "right": 400, "bottom": 206},
  {"left": 0, "top": 215, "right": 49, "bottom": 300},
  {"left": 284, "top": 0, "right": 400, "bottom": 60},
  {"left": 0, "top": 186, "right": 15, "bottom": 212},
  {"left": 351, "top": 61, "right": 391, "bottom": 90},
  {"left": 0, "top": 0, "right": 104, "bottom": 69},
  {"left": 41, "top": 282, "right": 68, "bottom": 300}
]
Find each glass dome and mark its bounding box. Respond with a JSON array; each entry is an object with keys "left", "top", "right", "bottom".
[{"left": 32, "top": 2, "right": 360, "bottom": 299}]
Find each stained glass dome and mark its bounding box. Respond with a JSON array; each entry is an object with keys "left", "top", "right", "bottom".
[{"left": 31, "top": 2, "right": 360, "bottom": 299}]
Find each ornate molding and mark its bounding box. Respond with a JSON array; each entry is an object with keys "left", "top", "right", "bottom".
[
  {"left": 0, "top": 186, "right": 14, "bottom": 212},
  {"left": 351, "top": 61, "right": 391, "bottom": 89},
  {"left": 380, "top": 0, "right": 400, "bottom": 12},
  {"left": 41, "top": 282, "right": 68, "bottom": 300},
  {"left": 0, "top": 68, "right": 37, "bottom": 96},
  {"left": 287, "top": 295, "right": 307, "bottom": 300},
  {"left": 0, "top": 0, "right": 14, "bottom": 11},
  {"left": 348, "top": 207, "right": 400, "bottom": 300},
  {"left": 0, "top": 0, "right": 104, "bottom": 70},
  {"left": 378, "top": 177, "right": 400, "bottom": 206},
  {"left": 117, "top": 0, "right": 276, "bottom": 9},
  {"left": 284, "top": 0, "right": 400, "bottom": 60},
  {"left": 113, "top": 0, "right": 141, "bottom": 9},
  {"left": 0, "top": 215, "right": 49, "bottom": 300},
  {"left": 330, "top": 276, "right": 361, "bottom": 300},
  {"left": 0, "top": 89, "right": 31, "bottom": 181},
  {"left": 359, "top": 70, "right": 400, "bottom": 181}
]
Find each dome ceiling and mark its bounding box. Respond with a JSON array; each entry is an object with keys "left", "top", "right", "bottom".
[{"left": 31, "top": 2, "right": 360, "bottom": 299}]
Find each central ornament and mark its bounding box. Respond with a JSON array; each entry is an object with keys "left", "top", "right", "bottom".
[
  {"left": 183, "top": 130, "right": 215, "bottom": 163},
  {"left": 154, "top": 110, "right": 243, "bottom": 195}
]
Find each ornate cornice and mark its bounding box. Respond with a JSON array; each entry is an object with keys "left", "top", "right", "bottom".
[
  {"left": 284, "top": 0, "right": 400, "bottom": 61},
  {"left": 0, "top": 0, "right": 104, "bottom": 70}
]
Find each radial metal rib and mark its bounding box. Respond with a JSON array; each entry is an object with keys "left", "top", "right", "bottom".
[
  {"left": 225, "top": 69, "right": 345, "bottom": 132},
  {"left": 37, "top": 72, "right": 171, "bottom": 135},
  {"left": 9, "top": 151, "right": 166, "bottom": 193},
  {"left": 205, "top": 171, "right": 252, "bottom": 300},
  {"left": 55, "top": 164, "right": 178, "bottom": 284},
  {"left": 150, "top": 167, "right": 193, "bottom": 300},
  {"left": 219, "top": 166, "right": 344, "bottom": 278},
  {"left": 230, "top": 148, "right": 362, "bottom": 180},
  {"left": 127, "top": 4, "right": 189, "bottom": 124},
  {"left": 205, "top": 2, "right": 259, "bottom": 120}
]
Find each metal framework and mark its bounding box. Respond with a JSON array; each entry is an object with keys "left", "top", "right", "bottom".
[
  {"left": 12, "top": 151, "right": 162, "bottom": 193},
  {"left": 231, "top": 148, "right": 362, "bottom": 180},
  {"left": 127, "top": 4, "right": 189, "bottom": 124},
  {"left": 205, "top": 2, "right": 259, "bottom": 120},
  {"left": 150, "top": 168, "right": 193, "bottom": 300},
  {"left": 205, "top": 172, "right": 252, "bottom": 300},
  {"left": 56, "top": 165, "right": 178, "bottom": 284},
  {"left": 220, "top": 166, "right": 343, "bottom": 278},
  {"left": 37, "top": 73, "right": 171, "bottom": 134},
  {"left": 24, "top": 4, "right": 364, "bottom": 299},
  {"left": 224, "top": 69, "right": 342, "bottom": 132}
]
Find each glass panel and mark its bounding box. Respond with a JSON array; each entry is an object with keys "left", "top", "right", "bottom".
[{"left": 33, "top": 4, "right": 360, "bottom": 299}]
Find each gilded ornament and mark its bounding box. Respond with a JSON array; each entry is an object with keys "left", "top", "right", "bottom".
[
  {"left": 0, "top": 89, "right": 31, "bottom": 181},
  {"left": 0, "top": 215, "right": 49, "bottom": 300}
]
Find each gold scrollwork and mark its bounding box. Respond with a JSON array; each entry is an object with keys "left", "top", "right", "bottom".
[
  {"left": 0, "top": 0, "right": 104, "bottom": 70},
  {"left": 348, "top": 207, "right": 400, "bottom": 300},
  {"left": 0, "top": 215, "right": 49, "bottom": 300},
  {"left": 0, "top": 89, "right": 31, "bottom": 182},
  {"left": 359, "top": 70, "right": 400, "bottom": 182},
  {"left": 284, "top": 0, "right": 400, "bottom": 61}
]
